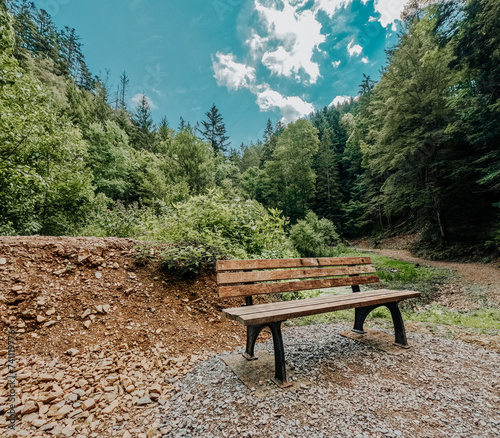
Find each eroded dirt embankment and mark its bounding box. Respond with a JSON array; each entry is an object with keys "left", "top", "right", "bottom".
[{"left": 0, "top": 236, "right": 256, "bottom": 437}]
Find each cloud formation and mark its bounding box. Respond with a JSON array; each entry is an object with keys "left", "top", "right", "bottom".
[
  {"left": 213, "top": 51, "right": 314, "bottom": 124},
  {"left": 130, "top": 93, "right": 157, "bottom": 110},
  {"left": 256, "top": 85, "right": 315, "bottom": 124},
  {"left": 329, "top": 95, "right": 351, "bottom": 107},
  {"left": 212, "top": 52, "right": 256, "bottom": 91},
  {"left": 347, "top": 39, "right": 363, "bottom": 57},
  {"left": 252, "top": 0, "right": 325, "bottom": 84}
]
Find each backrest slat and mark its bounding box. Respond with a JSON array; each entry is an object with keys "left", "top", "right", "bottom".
[
  {"left": 216, "top": 257, "right": 371, "bottom": 271},
  {"left": 219, "top": 275, "right": 380, "bottom": 298},
  {"left": 217, "top": 265, "right": 376, "bottom": 285}
]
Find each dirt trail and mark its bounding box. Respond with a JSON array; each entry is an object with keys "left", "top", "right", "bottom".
[
  {"left": 365, "top": 247, "right": 500, "bottom": 286},
  {"left": 356, "top": 245, "right": 500, "bottom": 307}
]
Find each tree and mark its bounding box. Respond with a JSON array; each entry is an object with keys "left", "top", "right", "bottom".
[
  {"left": 0, "top": 3, "right": 94, "bottom": 235},
  {"left": 200, "top": 103, "right": 230, "bottom": 155},
  {"left": 117, "top": 71, "right": 129, "bottom": 110},
  {"left": 264, "top": 119, "right": 319, "bottom": 220},
  {"left": 361, "top": 7, "right": 479, "bottom": 241},
  {"left": 131, "top": 94, "right": 155, "bottom": 151},
  {"left": 263, "top": 118, "right": 274, "bottom": 142},
  {"left": 165, "top": 128, "right": 215, "bottom": 195},
  {"left": 312, "top": 129, "right": 342, "bottom": 224}
]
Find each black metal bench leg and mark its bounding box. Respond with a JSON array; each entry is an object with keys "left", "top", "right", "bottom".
[
  {"left": 268, "top": 321, "right": 290, "bottom": 387},
  {"left": 353, "top": 304, "right": 378, "bottom": 334},
  {"left": 385, "top": 302, "right": 409, "bottom": 347},
  {"left": 243, "top": 324, "right": 265, "bottom": 361}
]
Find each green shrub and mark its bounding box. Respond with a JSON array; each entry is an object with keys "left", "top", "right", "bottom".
[
  {"left": 289, "top": 211, "right": 340, "bottom": 257},
  {"left": 160, "top": 242, "right": 225, "bottom": 278},
  {"left": 134, "top": 190, "right": 296, "bottom": 259}
]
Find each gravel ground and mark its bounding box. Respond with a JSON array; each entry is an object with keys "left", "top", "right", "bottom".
[{"left": 159, "top": 324, "right": 500, "bottom": 438}]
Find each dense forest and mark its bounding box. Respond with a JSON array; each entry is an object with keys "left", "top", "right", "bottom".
[{"left": 1, "top": 0, "right": 499, "bottom": 262}]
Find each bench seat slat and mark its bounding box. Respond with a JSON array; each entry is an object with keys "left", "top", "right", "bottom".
[
  {"left": 216, "top": 257, "right": 372, "bottom": 272},
  {"left": 222, "top": 289, "right": 399, "bottom": 316},
  {"left": 219, "top": 275, "right": 380, "bottom": 298},
  {"left": 222, "top": 289, "right": 420, "bottom": 326},
  {"left": 217, "top": 265, "right": 377, "bottom": 285}
]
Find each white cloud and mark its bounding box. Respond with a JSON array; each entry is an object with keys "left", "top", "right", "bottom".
[
  {"left": 313, "top": 0, "right": 351, "bottom": 17},
  {"left": 212, "top": 52, "right": 256, "bottom": 91},
  {"left": 246, "top": 31, "right": 269, "bottom": 59},
  {"left": 256, "top": 84, "right": 315, "bottom": 124},
  {"left": 314, "top": 0, "right": 405, "bottom": 30},
  {"left": 373, "top": 0, "right": 408, "bottom": 31},
  {"left": 347, "top": 39, "right": 363, "bottom": 57},
  {"left": 252, "top": 0, "right": 326, "bottom": 84},
  {"left": 329, "top": 95, "right": 351, "bottom": 107},
  {"left": 130, "top": 93, "right": 157, "bottom": 110},
  {"left": 332, "top": 60, "right": 341, "bottom": 68},
  {"left": 361, "top": 57, "right": 369, "bottom": 64}
]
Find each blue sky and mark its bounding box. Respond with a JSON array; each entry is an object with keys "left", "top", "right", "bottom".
[{"left": 32, "top": 0, "right": 409, "bottom": 147}]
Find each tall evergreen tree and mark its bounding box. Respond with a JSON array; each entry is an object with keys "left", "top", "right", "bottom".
[{"left": 200, "top": 103, "right": 230, "bottom": 155}]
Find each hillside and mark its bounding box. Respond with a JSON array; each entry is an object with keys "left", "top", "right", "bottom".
[{"left": 0, "top": 236, "right": 255, "bottom": 437}]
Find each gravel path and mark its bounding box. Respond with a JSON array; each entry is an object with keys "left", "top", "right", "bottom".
[{"left": 159, "top": 324, "right": 500, "bottom": 438}]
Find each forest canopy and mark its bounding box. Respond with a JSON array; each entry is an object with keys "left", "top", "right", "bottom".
[{"left": 1, "top": 0, "right": 499, "bottom": 260}]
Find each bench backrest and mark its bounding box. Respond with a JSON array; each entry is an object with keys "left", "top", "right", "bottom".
[{"left": 216, "top": 257, "right": 379, "bottom": 298}]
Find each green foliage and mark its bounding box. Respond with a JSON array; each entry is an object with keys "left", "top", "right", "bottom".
[
  {"left": 0, "top": 14, "right": 94, "bottom": 235},
  {"left": 289, "top": 212, "right": 340, "bottom": 257},
  {"left": 135, "top": 191, "right": 294, "bottom": 259},
  {"left": 200, "top": 103, "right": 230, "bottom": 155},
  {"left": 79, "top": 196, "right": 142, "bottom": 238},
  {"left": 264, "top": 119, "right": 319, "bottom": 220},
  {"left": 160, "top": 242, "right": 225, "bottom": 279}
]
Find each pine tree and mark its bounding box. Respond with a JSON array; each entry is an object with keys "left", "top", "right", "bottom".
[
  {"left": 200, "top": 103, "right": 230, "bottom": 155},
  {"left": 117, "top": 71, "right": 129, "bottom": 110},
  {"left": 132, "top": 94, "right": 154, "bottom": 151},
  {"left": 263, "top": 118, "right": 273, "bottom": 142}
]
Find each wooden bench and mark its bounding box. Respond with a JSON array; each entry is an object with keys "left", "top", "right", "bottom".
[{"left": 217, "top": 257, "right": 420, "bottom": 387}]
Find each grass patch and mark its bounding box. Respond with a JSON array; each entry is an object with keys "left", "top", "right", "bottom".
[
  {"left": 284, "top": 246, "right": 500, "bottom": 333},
  {"left": 404, "top": 304, "right": 500, "bottom": 333}
]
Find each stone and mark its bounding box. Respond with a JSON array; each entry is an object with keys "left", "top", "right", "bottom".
[
  {"left": 66, "top": 348, "right": 80, "bottom": 357},
  {"left": 54, "top": 405, "right": 72, "bottom": 419},
  {"left": 84, "top": 321, "right": 91, "bottom": 329},
  {"left": 102, "top": 399, "right": 119, "bottom": 414},
  {"left": 38, "top": 373, "right": 55, "bottom": 382},
  {"left": 81, "top": 399, "right": 95, "bottom": 410},
  {"left": 61, "top": 426, "right": 76, "bottom": 437},
  {"left": 95, "top": 272, "right": 102, "bottom": 279},
  {"left": 20, "top": 401, "right": 38, "bottom": 415},
  {"left": 136, "top": 396, "right": 152, "bottom": 406},
  {"left": 81, "top": 309, "right": 92, "bottom": 319},
  {"left": 12, "top": 285, "right": 23, "bottom": 292},
  {"left": 0, "top": 258, "right": 6, "bottom": 265},
  {"left": 32, "top": 418, "right": 47, "bottom": 427},
  {"left": 46, "top": 308, "right": 56, "bottom": 316},
  {"left": 102, "top": 304, "right": 111, "bottom": 313},
  {"left": 36, "top": 315, "right": 46, "bottom": 323},
  {"left": 73, "top": 389, "right": 86, "bottom": 399}
]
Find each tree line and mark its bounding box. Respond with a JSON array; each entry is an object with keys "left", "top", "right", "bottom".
[{"left": 1, "top": 0, "right": 499, "bottom": 258}]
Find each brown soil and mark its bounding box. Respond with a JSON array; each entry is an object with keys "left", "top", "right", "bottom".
[{"left": 0, "top": 236, "right": 268, "bottom": 437}]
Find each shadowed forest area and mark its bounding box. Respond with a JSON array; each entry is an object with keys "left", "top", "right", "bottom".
[{"left": 1, "top": 0, "right": 499, "bottom": 262}]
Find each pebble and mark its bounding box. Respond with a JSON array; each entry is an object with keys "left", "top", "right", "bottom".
[{"left": 159, "top": 324, "right": 500, "bottom": 438}]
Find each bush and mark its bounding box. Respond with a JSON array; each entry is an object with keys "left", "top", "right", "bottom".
[
  {"left": 160, "top": 242, "right": 225, "bottom": 279},
  {"left": 134, "top": 190, "right": 296, "bottom": 259},
  {"left": 79, "top": 195, "right": 143, "bottom": 238},
  {"left": 289, "top": 212, "right": 340, "bottom": 257}
]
